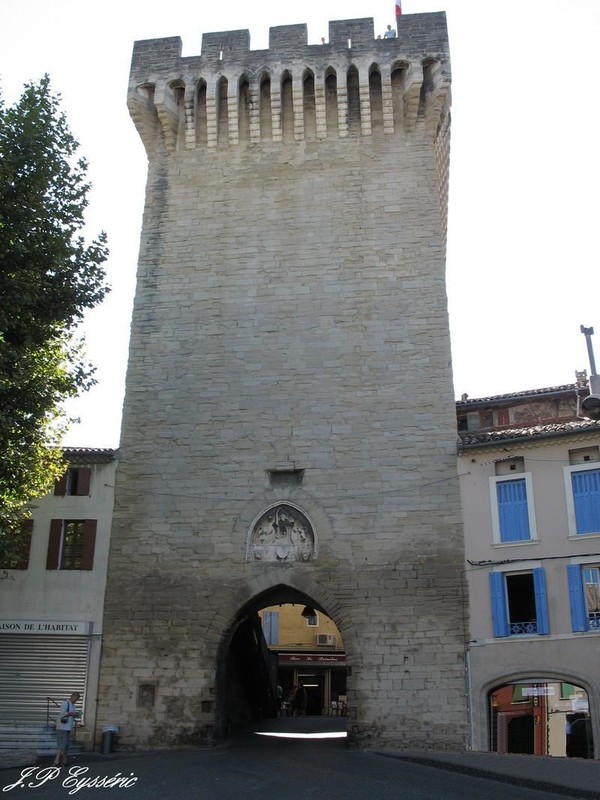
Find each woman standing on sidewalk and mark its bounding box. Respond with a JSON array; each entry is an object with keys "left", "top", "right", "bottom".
[{"left": 53, "top": 691, "right": 80, "bottom": 766}]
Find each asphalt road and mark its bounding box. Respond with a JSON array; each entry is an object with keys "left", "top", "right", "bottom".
[{"left": 1, "top": 733, "right": 564, "bottom": 800}]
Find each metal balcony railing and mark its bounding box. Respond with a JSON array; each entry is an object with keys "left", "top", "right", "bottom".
[{"left": 509, "top": 621, "right": 538, "bottom": 635}]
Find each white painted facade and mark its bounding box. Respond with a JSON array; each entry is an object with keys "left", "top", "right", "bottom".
[{"left": 0, "top": 449, "right": 117, "bottom": 750}]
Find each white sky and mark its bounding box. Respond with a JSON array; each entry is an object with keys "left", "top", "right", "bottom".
[{"left": 1, "top": 0, "right": 599, "bottom": 448}]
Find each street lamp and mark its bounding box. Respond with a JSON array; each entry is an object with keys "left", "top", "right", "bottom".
[{"left": 580, "top": 325, "right": 600, "bottom": 419}]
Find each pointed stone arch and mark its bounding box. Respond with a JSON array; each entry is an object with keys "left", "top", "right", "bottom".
[
  {"left": 368, "top": 63, "right": 383, "bottom": 132},
  {"left": 346, "top": 65, "right": 361, "bottom": 133},
  {"left": 280, "top": 69, "right": 294, "bottom": 141},
  {"left": 216, "top": 75, "right": 229, "bottom": 146},
  {"left": 203, "top": 559, "right": 352, "bottom": 659},
  {"left": 302, "top": 68, "right": 316, "bottom": 139},
  {"left": 259, "top": 71, "right": 272, "bottom": 140},
  {"left": 237, "top": 73, "right": 251, "bottom": 144},
  {"left": 246, "top": 502, "right": 316, "bottom": 563},
  {"left": 325, "top": 66, "right": 338, "bottom": 137},
  {"left": 209, "top": 571, "right": 356, "bottom": 741},
  {"left": 195, "top": 78, "right": 208, "bottom": 146}
]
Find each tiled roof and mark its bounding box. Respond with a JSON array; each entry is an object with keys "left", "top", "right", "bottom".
[
  {"left": 62, "top": 447, "right": 118, "bottom": 463},
  {"left": 459, "top": 418, "right": 600, "bottom": 449},
  {"left": 456, "top": 383, "right": 585, "bottom": 408}
]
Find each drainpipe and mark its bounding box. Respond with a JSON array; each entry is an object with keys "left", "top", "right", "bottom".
[{"left": 465, "top": 644, "right": 475, "bottom": 751}]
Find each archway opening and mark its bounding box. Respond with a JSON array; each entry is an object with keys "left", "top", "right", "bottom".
[
  {"left": 489, "top": 680, "right": 593, "bottom": 758},
  {"left": 215, "top": 585, "right": 347, "bottom": 743}
]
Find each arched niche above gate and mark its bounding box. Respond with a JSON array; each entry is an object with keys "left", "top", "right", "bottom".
[{"left": 247, "top": 503, "right": 316, "bottom": 563}]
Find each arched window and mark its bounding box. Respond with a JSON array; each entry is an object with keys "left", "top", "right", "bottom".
[
  {"left": 390, "top": 64, "right": 406, "bottom": 133},
  {"left": 325, "top": 69, "right": 338, "bottom": 137},
  {"left": 238, "top": 76, "right": 251, "bottom": 144},
  {"left": 368, "top": 66, "right": 383, "bottom": 132},
  {"left": 303, "top": 69, "right": 316, "bottom": 139},
  {"left": 347, "top": 66, "right": 360, "bottom": 133},
  {"left": 170, "top": 82, "right": 186, "bottom": 150},
  {"left": 216, "top": 76, "right": 229, "bottom": 146},
  {"left": 196, "top": 80, "right": 207, "bottom": 146},
  {"left": 281, "top": 71, "right": 294, "bottom": 141},
  {"left": 259, "top": 73, "right": 272, "bottom": 140},
  {"left": 420, "top": 59, "right": 436, "bottom": 108}
]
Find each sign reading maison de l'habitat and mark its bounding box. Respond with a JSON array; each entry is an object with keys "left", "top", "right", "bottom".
[{"left": 0, "top": 620, "right": 90, "bottom": 635}]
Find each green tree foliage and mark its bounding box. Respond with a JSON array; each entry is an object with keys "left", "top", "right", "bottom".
[{"left": 0, "top": 75, "right": 109, "bottom": 562}]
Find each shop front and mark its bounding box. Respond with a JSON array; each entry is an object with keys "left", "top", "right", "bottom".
[
  {"left": 277, "top": 652, "right": 346, "bottom": 716},
  {"left": 0, "top": 620, "right": 93, "bottom": 727}
]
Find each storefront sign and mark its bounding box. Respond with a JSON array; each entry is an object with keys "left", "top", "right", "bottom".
[
  {"left": 0, "top": 620, "right": 90, "bottom": 635},
  {"left": 521, "top": 686, "right": 555, "bottom": 697},
  {"left": 278, "top": 653, "right": 346, "bottom": 665}
]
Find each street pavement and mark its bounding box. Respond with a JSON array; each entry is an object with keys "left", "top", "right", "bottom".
[{"left": 1, "top": 716, "right": 599, "bottom": 799}]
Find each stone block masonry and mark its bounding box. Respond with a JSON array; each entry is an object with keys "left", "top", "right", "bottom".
[{"left": 98, "top": 12, "right": 468, "bottom": 751}]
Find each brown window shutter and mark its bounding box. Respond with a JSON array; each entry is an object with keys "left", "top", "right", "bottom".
[
  {"left": 498, "top": 408, "right": 510, "bottom": 426},
  {"left": 15, "top": 519, "right": 34, "bottom": 570},
  {"left": 54, "top": 472, "right": 68, "bottom": 496},
  {"left": 46, "top": 519, "right": 63, "bottom": 570},
  {"left": 81, "top": 520, "right": 97, "bottom": 570},
  {"left": 76, "top": 468, "right": 91, "bottom": 496}
]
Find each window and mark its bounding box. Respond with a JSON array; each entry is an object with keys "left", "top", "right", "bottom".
[
  {"left": 305, "top": 612, "right": 319, "bottom": 627},
  {"left": 490, "top": 473, "right": 537, "bottom": 543},
  {"left": 480, "top": 410, "right": 493, "bottom": 428},
  {"left": 497, "top": 408, "right": 510, "bottom": 426},
  {"left": 568, "top": 446, "right": 600, "bottom": 465},
  {"left": 46, "top": 519, "right": 97, "bottom": 571},
  {"left": 564, "top": 466, "right": 600, "bottom": 536},
  {"left": 54, "top": 467, "right": 91, "bottom": 497},
  {"left": 567, "top": 564, "right": 600, "bottom": 632},
  {"left": 262, "top": 611, "right": 279, "bottom": 645},
  {"left": 489, "top": 568, "right": 549, "bottom": 637}
]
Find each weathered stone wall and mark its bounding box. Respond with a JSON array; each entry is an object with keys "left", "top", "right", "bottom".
[{"left": 98, "top": 13, "right": 468, "bottom": 750}]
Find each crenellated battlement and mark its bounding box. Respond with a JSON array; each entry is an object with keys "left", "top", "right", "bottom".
[{"left": 128, "top": 13, "right": 451, "bottom": 156}]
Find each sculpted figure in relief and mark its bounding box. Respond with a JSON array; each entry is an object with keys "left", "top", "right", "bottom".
[{"left": 250, "top": 505, "right": 314, "bottom": 562}]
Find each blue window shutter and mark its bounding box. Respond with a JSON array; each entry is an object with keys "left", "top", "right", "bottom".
[
  {"left": 533, "top": 568, "right": 549, "bottom": 634},
  {"left": 489, "top": 572, "right": 509, "bottom": 637},
  {"left": 496, "top": 479, "right": 530, "bottom": 542},
  {"left": 572, "top": 470, "right": 600, "bottom": 534},
  {"left": 262, "top": 611, "right": 279, "bottom": 645},
  {"left": 263, "top": 612, "right": 273, "bottom": 644},
  {"left": 567, "top": 565, "right": 588, "bottom": 632}
]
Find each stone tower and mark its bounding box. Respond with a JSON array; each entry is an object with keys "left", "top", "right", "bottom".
[{"left": 98, "top": 12, "right": 468, "bottom": 750}]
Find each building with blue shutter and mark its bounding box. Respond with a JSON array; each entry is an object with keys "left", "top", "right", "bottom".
[{"left": 458, "top": 381, "right": 600, "bottom": 757}]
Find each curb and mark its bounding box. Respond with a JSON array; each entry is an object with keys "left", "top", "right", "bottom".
[{"left": 374, "top": 753, "right": 600, "bottom": 800}]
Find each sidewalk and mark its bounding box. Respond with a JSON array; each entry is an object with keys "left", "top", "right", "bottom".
[{"left": 380, "top": 749, "right": 600, "bottom": 799}]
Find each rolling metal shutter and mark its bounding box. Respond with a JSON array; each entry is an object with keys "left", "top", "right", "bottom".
[{"left": 0, "top": 635, "right": 89, "bottom": 724}]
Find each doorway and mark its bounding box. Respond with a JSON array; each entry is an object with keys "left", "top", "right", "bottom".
[
  {"left": 489, "top": 680, "right": 593, "bottom": 757},
  {"left": 215, "top": 585, "right": 347, "bottom": 741}
]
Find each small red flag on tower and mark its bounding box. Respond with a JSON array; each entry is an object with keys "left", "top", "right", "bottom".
[{"left": 396, "top": 0, "right": 402, "bottom": 16}]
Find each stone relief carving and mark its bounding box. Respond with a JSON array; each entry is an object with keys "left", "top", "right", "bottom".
[{"left": 249, "top": 504, "right": 315, "bottom": 562}]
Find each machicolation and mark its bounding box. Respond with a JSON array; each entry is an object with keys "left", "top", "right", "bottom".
[{"left": 128, "top": 14, "right": 451, "bottom": 153}]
